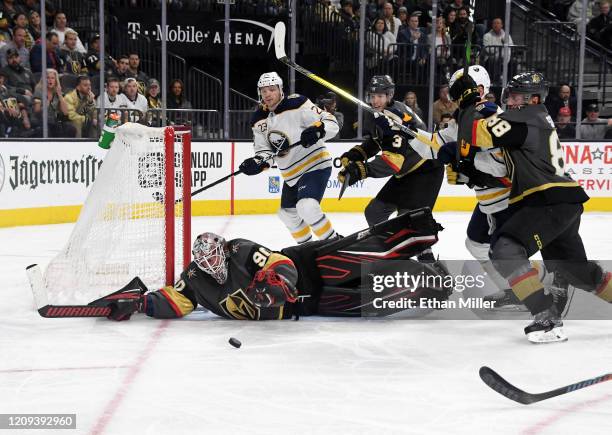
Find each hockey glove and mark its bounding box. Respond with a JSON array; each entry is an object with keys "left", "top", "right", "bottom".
[
  {"left": 446, "top": 165, "right": 469, "bottom": 185},
  {"left": 476, "top": 101, "right": 499, "bottom": 118},
  {"left": 300, "top": 121, "right": 326, "bottom": 148},
  {"left": 338, "top": 161, "right": 367, "bottom": 186},
  {"left": 449, "top": 74, "right": 479, "bottom": 109},
  {"left": 340, "top": 145, "right": 368, "bottom": 167},
  {"left": 246, "top": 269, "right": 298, "bottom": 308},
  {"left": 102, "top": 284, "right": 147, "bottom": 321},
  {"left": 239, "top": 155, "right": 270, "bottom": 176},
  {"left": 374, "top": 109, "right": 415, "bottom": 137},
  {"left": 436, "top": 142, "right": 458, "bottom": 165}
]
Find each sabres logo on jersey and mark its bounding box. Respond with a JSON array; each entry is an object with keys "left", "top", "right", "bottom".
[
  {"left": 219, "top": 289, "right": 260, "bottom": 320},
  {"left": 267, "top": 130, "right": 291, "bottom": 155}
]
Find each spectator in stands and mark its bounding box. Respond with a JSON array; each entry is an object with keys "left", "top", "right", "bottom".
[
  {"left": 31, "top": 68, "right": 75, "bottom": 137},
  {"left": 367, "top": 17, "right": 396, "bottom": 67},
  {"left": 65, "top": 74, "right": 97, "bottom": 138},
  {"left": 383, "top": 1, "right": 402, "bottom": 38},
  {"left": 0, "top": 68, "right": 30, "bottom": 137},
  {"left": 52, "top": 11, "right": 86, "bottom": 54},
  {"left": 113, "top": 54, "right": 130, "bottom": 83},
  {"left": 397, "top": 13, "right": 427, "bottom": 70},
  {"left": 432, "top": 84, "right": 457, "bottom": 126},
  {"left": 96, "top": 76, "right": 125, "bottom": 119},
  {"left": 439, "top": 112, "right": 453, "bottom": 125},
  {"left": 127, "top": 52, "right": 149, "bottom": 91},
  {"left": 167, "top": 78, "right": 192, "bottom": 124},
  {"left": 587, "top": 1, "right": 612, "bottom": 48},
  {"left": 412, "top": 0, "right": 433, "bottom": 29},
  {"left": 27, "top": 10, "right": 41, "bottom": 41},
  {"left": 1, "top": 48, "right": 35, "bottom": 105},
  {"left": 433, "top": 15, "right": 453, "bottom": 83},
  {"left": 30, "top": 31, "right": 65, "bottom": 73},
  {"left": 121, "top": 76, "right": 148, "bottom": 124},
  {"left": 545, "top": 84, "right": 577, "bottom": 121},
  {"left": 398, "top": 6, "right": 409, "bottom": 31},
  {"left": 317, "top": 91, "right": 343, "bottom": 139},
  {"left": 85, "top": 34, "right": 116, "bottom": 78},
  {"left": 403, "top": 90, "right": 424, "bottom": 120},
  {"left": 579, "top": 103, "right": 612, "bottom": 139},
  {"left": 482, "top": 17, "right": 514, "bottom": 83},
  {"left": 445, "top": 8, "right": 459, "bottom": 37},
  {"left": 0, "top": 27, "right": 30, "bottom": 69},
  {"left": 450, "top": 6, "right": 477, "bottom": 66},
  {"left": 12, "top": 13, "right": 34, "bottom": 49},
  {"left": 555, "top": 106, "right": 576, "bottom": 139},
  {"left": 339, "top": 0, "right": 359, "bottom": 31},
  {"left": 444, "top": 0, "right": 464, "bottom": 17},
  {"left": 61, "top": 29, "right": 87, "bottom": 75},
  {"left": 145, "top": 78, "right": 162, "bottom": 127},
  {"left": 568, "top": 0, "right": 597, "bottom": 32}
]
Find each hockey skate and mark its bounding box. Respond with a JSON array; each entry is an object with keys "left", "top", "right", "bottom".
[{"left": 524, "top": 303, "right": 567, "bottom": 344}]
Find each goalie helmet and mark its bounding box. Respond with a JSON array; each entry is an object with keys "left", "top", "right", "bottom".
[
  {"left": 449, "top": 65, "right": 491, "bottom": 97},
  {"left": 366, "top": 75, "right": 395, "bottom": 102},
  {"left": 192, "top": 232, "right": 228, "bottom": 284},
  {"left": 257, "top": 72, "right": 284, "bottom": 102},
  {"left": 501, "top": 71, "right": 549, "bottom": 107}
]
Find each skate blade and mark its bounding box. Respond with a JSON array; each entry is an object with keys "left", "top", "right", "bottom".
[
  {"left": 527, "top": 327, "right": 568, "bottom": 344},
  {"left": 486, "top": 304, "right": 529, "bottom": 312}
]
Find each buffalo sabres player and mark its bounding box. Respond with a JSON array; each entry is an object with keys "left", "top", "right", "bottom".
[
  {"left": 338, "top": 75, "right": 443, "bottom": 263},
  {"left": 240, "top": 72, "right": 340, "bottom": 244},
  {"left": 449, "top": 71, "right": 611, "bottom": 342}
]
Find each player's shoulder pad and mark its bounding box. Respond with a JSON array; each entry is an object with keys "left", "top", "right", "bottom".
[
  {"left": 274, "top": 94, "right": 308, "bottom": 114},
  {"left": 250, "top": 105, "right": 269, "bottom": 126},
  {"left": 499, "top": 105, "right": 552, "bottom": 128}
]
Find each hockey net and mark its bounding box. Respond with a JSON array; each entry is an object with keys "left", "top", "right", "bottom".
[{"left": 43, "top": 123, "right": 191, "bottom": 304}]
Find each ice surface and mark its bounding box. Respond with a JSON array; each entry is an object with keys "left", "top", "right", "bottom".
[{"left": 1, "top": 212, "right": 611, "bottom": 435}]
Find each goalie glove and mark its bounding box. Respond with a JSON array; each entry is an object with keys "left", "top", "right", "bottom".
[
  {"left": 101, "top": 281, "right": 148, "bottom": 321},
  {"left": 240, "top": 155, "right": 270, "bottom": 176},
  {"left": 246, "top": 269, "right": 298, "bottom": 308},
  {"left": 338, "top": 161, "right": 367, "bottom": 186}
]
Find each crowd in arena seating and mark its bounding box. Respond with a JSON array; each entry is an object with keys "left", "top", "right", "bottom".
[{"left": 0, "top": 2, "right": 193, "bottom": 138}]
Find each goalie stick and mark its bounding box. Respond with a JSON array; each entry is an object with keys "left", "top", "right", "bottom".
[
  {"left": 273, "top": 22, "right": 440, "bottom": 152},
  {"left": 26, "top": 264, "right": 148, "bottom": 318},
  {"left": 479, "top": 366, "right": 612, "bottom": 405}
]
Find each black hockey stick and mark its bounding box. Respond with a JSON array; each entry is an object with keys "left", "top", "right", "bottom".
[
  {"left": 479, "top": 366, "right": 612, "bottom": 405},
  {"left": 273, "top": 22, "right": 439, "bottom": 152},
  {"left": 26, "top": 264, "right": 148, "bottom": 318},
  {"left": 338, "top": 172, "right": 350, "bottom": 200},
  {"left": 189, "top": 138, "right": 303, "bottom": 198}
]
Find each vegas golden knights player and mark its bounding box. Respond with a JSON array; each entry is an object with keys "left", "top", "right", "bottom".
[{"left": 449, "top": 71, "right": 611, "bottom": 343}]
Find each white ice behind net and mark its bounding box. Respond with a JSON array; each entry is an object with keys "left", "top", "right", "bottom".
[{"left": 43, "top": 123, "right": 186, "bottom": 304}]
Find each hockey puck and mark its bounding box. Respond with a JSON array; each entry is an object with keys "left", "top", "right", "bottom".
[{"left": 228, "top": 337, "right": 241, "bottom": 348}]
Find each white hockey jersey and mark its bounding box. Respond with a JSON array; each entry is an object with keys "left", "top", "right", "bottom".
[
  {"left": 251, "top": 94, "right": 339, "bottom": 186},
  {"left": 409, "top": 107, "right": 511, "bottom": 215}
]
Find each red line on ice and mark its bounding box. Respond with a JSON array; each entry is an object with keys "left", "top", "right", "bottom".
[
  {"left": 89, "top": 320, "right": 170, "bottom": 435},
  {"left": 521, "top": 393, "right": 612, "bottom": 434}
]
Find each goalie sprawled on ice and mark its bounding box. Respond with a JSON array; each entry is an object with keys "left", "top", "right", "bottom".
[{"left": 101, "top": 208, "right": 451, "bottom": 321}]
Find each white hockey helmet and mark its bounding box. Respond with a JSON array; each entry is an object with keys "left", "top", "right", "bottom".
[
  {"left": 192, "top": 232, "right": 228, "bottom": 284},
  {"left": 257, "top": 72, "right": 284, "bottom": 102},
  {"left": 449, "top": 65, "right": 491, "bottom": 97}
]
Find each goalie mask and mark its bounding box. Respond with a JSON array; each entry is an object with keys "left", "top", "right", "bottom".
[
  {"left": 192, "top": 232, "right": 228, "bottom": 284},
  {"left": 257, "top": 72, "right": 284, "bottom": 103}
]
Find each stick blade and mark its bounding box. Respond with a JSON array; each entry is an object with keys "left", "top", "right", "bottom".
[
  {"left": 274, "top": 21, "right": 287, "bottom": 60},
  {"left": 479, "top": 366, "right": 533, "bottom": 405},
  {"left": 338, "top": 172, "right": 350, "bottom": 200}
]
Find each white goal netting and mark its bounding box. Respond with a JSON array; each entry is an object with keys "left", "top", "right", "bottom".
[{"left": 43, "top": 123, "right": 191, "bottom": 304}]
